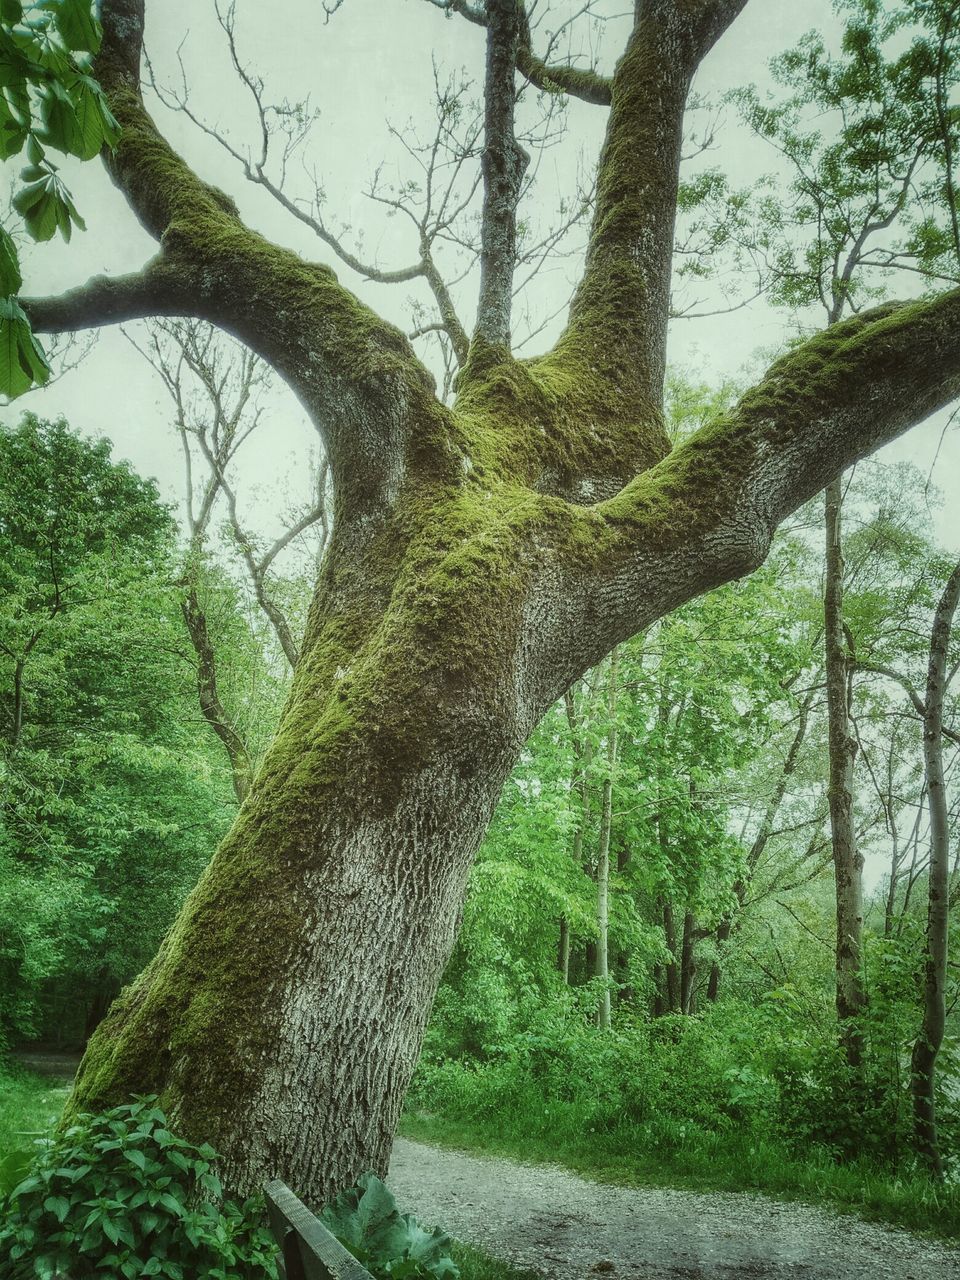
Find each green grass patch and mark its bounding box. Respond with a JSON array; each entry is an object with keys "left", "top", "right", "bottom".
[
  {"left": 451, "top": 1241, "right": 541, "bottom": 1280},
  {"left": 0, "top": 1063, "right": 69, "bottom": 1159},
  {"left": 400, "top": 1108, "right": 960, "bottom": 1243}
]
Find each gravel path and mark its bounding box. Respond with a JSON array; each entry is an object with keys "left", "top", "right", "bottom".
[{"left": 388, "top": 1138, "right": 959, "bottom": 1279}]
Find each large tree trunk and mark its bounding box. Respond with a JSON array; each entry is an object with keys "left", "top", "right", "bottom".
[
  {"left": 29, "top": 0, "right": 960, "bottom": 1209},
  {"left": 824, "top": 476, "right": 866, "bottom": 1068},
  {"left": 74, "top": 509, "right": 538, "bottom": 1201},
  {"left": 911, "top": 559, "right": 960, "bottom": 1177}
]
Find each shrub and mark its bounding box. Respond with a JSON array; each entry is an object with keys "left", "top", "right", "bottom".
[
  {"left": 320, "top": 1172, "right": 458, "bottom": 1279},
  {"left": 0, "top": 1097, "right": 277, "bottom": 1280}
]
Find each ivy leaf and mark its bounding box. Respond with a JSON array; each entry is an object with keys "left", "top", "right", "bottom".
[{"left": 0, "top": 296, "right": 51, "bottom": 398}]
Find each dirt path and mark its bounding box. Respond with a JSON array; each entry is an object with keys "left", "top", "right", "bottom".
[{"left": 388, "top": 1138, "right": 959, "bottom": 1279}]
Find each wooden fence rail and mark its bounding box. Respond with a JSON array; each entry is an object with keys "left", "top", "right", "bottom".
[{"left": 265, "top": 1180, "right": 375, "bottom": 1280}]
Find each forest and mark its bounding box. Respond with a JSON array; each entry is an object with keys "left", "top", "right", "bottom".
[{"left": 1, "top": 1, "right": 960, "bottom": 1278}]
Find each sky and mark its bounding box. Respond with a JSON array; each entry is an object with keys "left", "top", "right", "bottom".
[{"left": 2, "top": 0, "right": 957, "bottom": 554}]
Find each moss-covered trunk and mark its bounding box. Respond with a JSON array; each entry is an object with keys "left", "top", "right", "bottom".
[{"left": 71, "top": 471, "right": 543, "bottom": 1202}]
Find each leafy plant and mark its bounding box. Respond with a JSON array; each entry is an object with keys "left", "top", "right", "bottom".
[
  {"left": 0, "top": 1097, "right": 278, "bottom": 1279},
  {"left": 0, "top": 1, "right": 121, "bottom": 397},
  {"left": 320, "top": 1172, "right": 459, "bottom": 1280}
]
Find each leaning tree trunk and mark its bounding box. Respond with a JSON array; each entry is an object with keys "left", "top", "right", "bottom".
[
  {"left": 910, "top": 558, "right": 960, "bottom": 1177},
  {"left": 29, "top": 0, "right": 960, "bottom": 1207},
  {"left": 824, "top": 475, "right": 866, "bottom": 1069}
]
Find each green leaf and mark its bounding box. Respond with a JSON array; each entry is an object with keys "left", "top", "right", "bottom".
[
  {"left": 37, "top": 0, "right": 101, "bottom": 52},
  {"left": 42, "top": 1195, "right": 71, "bottom": 1223},
  {"left": 0, "top": 1147, "right": 33, "bottom": 1197},
  {"left": 0, "top": 295, "right": 51, "bottom": 397}
]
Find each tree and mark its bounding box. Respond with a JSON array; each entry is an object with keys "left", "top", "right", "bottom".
[{"left": 17, "top": 0, "right": 960, "bottom": 1202}]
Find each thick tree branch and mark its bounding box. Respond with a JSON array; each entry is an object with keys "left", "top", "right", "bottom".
[
  {"left": 474, "top": 0, "right": 529, "bottom": 350},
  {"left": 91, "top": 0, "right": 441, "bottom": 524},
  {"left": 22, "top": 261, "right": 197, "bottom": 333},
  {"left": 555, "top": 0, "right": 748, "bottom": 415},
  {"left": 537, "top": 291, "right": 960, "bottom": 693}
]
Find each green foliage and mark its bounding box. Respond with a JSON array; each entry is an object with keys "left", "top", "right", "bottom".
[
  {"left": 735, "top": 0, "right": 960, "bottom": 322},
  {"left": 1, "top": 2, "right": 120, "bottom": 397},
  {"left": 320, "top": 1173, "right": 458, "bottom": 1280},
  {"left": 0, "top": 415, "right": 237, "bottom": 1045},
  {"left": 0, "top": 1096, "right": 278, "bottom": 1279}
]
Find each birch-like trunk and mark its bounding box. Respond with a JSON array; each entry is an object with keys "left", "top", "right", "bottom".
[{"left": 911, "top": 559, "right": 960, "bottom": 1177}]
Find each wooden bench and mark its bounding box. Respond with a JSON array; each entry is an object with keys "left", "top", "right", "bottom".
[{"left": 265, "top": 1180, "right": 375, "bottom": 1280}]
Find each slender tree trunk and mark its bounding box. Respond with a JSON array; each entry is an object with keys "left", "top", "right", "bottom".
[
  {"left": 557, "top": 917, "right": 571, "bottom": 982},
  {"left": 10, "top": 657, "right": 25, "bottom": 747},
  {"left": 595, "top": 649, "right": 619, "bottom": 1029},
  {"left": 706, "top": 916, "right": 731, "bottom": 1003},
  {"left": 560, "top": 680, "right": 598, "bottom": 983},
  {"left": 180, "top": 584, "right": 254, "bottom": 803},
  {"left": 662, "top": 901, "right": 680, "bottom": 1014},
  {"left": 911, "top": 559, "right": 960, "bottom": 1177},
  {"left": 680, "top": 910, "right": 697, "bottom": 1014},
  {"left": 824, "top": 476, "right": 866, "bottom": 1068}
]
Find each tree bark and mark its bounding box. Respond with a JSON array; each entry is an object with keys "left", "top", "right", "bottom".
[
  {"left": 910, "top": 558, "right": 960, "bottom": 1177},
  {"left": 662, "top": 900, "right": 680, "bottom": 1014},
  {"left": 180, "top": 584, "right": 254, "bottom": 804},
  {"left": 557, "top": 917, "right": 570, "bottom": 982},
  {"left": 824, "top": 476, "right": 866, "bottom": 1068}
]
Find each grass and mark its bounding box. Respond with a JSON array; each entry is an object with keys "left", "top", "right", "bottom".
[
  {"left": 452, "top": 1242, "right": 540, "bottom": 1280},
  {"left": 0, "top": 1063, "right": 72, "bottom": 1161},
  {"left": 400, "top": 1107, "right": 960, "bottom": 1243}
]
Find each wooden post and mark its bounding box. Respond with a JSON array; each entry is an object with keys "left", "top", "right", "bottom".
[{"left": 265, "top": 1181, "right": 375, "bottom": 1280}]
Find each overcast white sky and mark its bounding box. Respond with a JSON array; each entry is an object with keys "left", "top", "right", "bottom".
[{"left": 2, "top": 0, "right": 957, "bottom": 554}]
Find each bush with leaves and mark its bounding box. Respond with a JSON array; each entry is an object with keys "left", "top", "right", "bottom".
[
  {"left": 0, "top": 1097, "right": 278, "bottom": 1280},
  {"left": 320, "top": 1173, "right": 458, "bottom": 1280}
]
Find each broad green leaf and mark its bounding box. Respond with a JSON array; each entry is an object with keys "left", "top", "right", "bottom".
[
  {"left": 37, "top": 0, "right": 101, "bottom": 53},
  {"left": 0, "top": 296, "right": 51, "bottom": 397}
]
